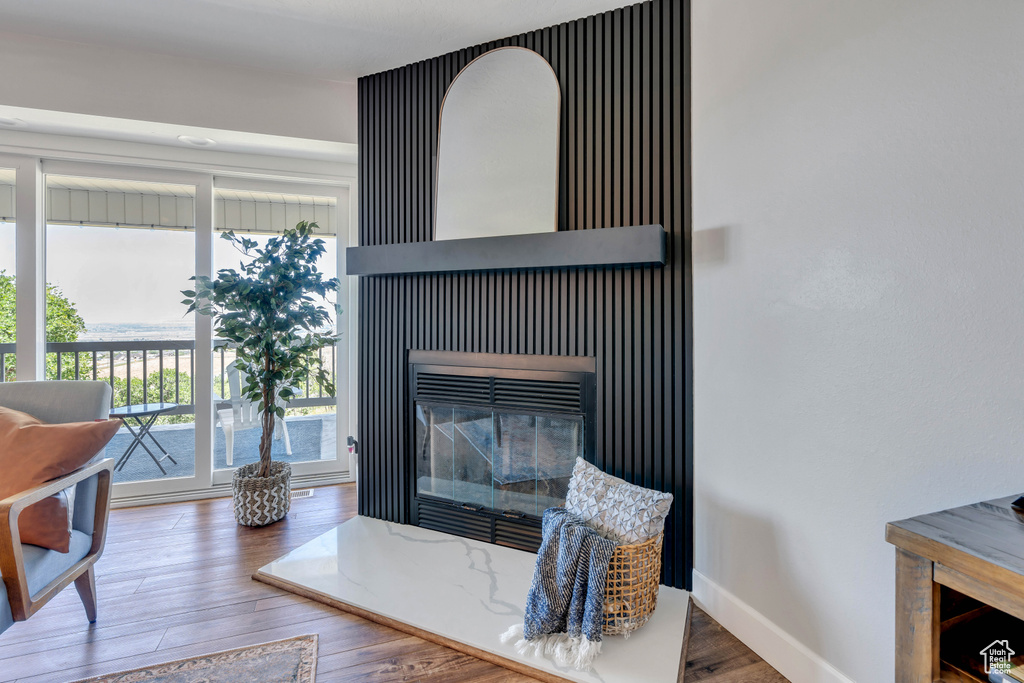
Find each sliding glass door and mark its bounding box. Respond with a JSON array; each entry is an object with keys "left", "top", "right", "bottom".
[
  {"left": 41, "top": 165, "right": 211, "bottom": 497},
  {"left": 0, "top": 163, "right": 14, "bottom": 382},
  {"left": 2, "top": 158, "right": 353, "bottom": 500},
  {"left": 209, "top": 179, "right": 351, "bottom": 485},
  {"left": 0, "top": 166, "right": 14, "bottom": 381},
  {"left": 45, "top": 173, "right": 200, "bottom": 487}
]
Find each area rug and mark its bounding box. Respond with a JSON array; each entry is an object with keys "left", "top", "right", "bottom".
[{"left": 70, "top": 634, "right": 317, "bottom": 683}]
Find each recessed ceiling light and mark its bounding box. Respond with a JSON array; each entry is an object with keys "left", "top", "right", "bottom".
[
  {"left": 0, "top": 117, "right": 27, "bottom": 128},
  {"left": 177, "top": 135, "right": 216, "bottom": 147}
]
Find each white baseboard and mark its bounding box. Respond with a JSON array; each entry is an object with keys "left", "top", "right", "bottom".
[
  {"left": 110, "top": 471, "right": 355, "bottom": 508},
  {"left": 691, "top": 570, "right": 855, "bottom": 683}
]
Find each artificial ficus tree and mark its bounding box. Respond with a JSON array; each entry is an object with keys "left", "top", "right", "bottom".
[{"left": 182, "top": 221, "right": 339, "bottom": 478}]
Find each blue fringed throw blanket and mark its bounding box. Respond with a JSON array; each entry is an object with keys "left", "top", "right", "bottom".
[{"left": 501, "top": 507, "right": 619, "bottom": 671}]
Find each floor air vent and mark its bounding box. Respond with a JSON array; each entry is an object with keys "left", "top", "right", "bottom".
[{"left": 291, "top": 489, "right": 315, "bottom": 499}]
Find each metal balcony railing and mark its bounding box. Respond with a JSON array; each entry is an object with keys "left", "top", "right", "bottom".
[{"left": 0, "top": 339, "right": 337, "bottom": 414}]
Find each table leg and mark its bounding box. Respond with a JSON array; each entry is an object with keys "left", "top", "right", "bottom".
[
  {"left": 136, "top": 416, "right": 177, "bottom": 466},
  {"left": 147, "top": 430, "right": 168, "bottom": 453},
  {"left": 122, "top": 415, "right": 168, "bottom": 475},
  {"left": 115, "top": 419, "right": 147, "bottom": 472},
  {"left": 895, "top": 548, "right": 940, "bottom": 683},
  {"left": 143, "top": 426, "right": 176, "bottom": 464}
]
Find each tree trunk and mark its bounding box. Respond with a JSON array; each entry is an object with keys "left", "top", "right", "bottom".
[
  {"left": 258, "top": 351, "right": 275, "bottom": 478},
  {"left": 258, "top": 396, "right": 274, "bottom": 478}
]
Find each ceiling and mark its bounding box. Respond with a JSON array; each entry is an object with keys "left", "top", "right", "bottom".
[
  {"left": 0, "top": 105, "right": 360, "bottom": 162},
  {"left": 0, "top": 0, "right": 638, "bottom": 82}
]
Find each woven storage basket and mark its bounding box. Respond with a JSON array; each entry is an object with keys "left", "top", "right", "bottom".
[
  {"left": 232, "top": 461, "right": 291, "bottom": 527},
  {"left": 602, "top": 533, "right": 663, "bottom": 636}
]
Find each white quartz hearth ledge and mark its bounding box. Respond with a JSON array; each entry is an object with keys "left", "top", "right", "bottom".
[{"left": 255, "top": 516, "right": 689, "bottom": 683}]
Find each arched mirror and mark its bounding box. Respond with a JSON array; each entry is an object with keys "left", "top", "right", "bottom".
[{"left": 434, "top": 47, "right": 560, "bottom": 241}]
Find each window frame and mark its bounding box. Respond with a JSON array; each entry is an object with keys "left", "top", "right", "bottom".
[{"left": 0, "top": 150, "right": 358, "bottom": 505}]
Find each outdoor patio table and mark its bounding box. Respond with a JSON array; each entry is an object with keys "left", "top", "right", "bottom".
[{"left": 109, "top": 403, "right": 179, "bottom": 475}]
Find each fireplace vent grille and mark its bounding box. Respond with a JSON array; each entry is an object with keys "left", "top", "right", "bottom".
[
  {"left": 417, "top": 501, "right": 491, "bottom": 542},
  {"left": 494, "top": 518, "right": 543, "bottom": 552},
  {"left": 416, "top": 499, "right": 543, "bottom": 552},
  {"left": 493, "top": 377, "right": 581, "bottom": 413},
  {"left": 414, "top": 373, "right": 582, "bottom": 414},
  {"left": 415, "top": 373, "right": 491, "bottom": 404}
]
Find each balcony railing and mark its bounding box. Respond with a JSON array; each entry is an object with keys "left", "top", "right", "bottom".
[
  {"left": 0, "top": 339, "right": 337, "bottom": 413},
  {"left": 0, "top": 344, "right": 11, "bottom": 384}
]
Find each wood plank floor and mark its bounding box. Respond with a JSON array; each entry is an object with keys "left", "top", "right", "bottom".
[
  {"left": 0, "top": 484, "right": 786, "bottom": 682},
  {"left": 684, "top": 607, "right": 789, "bottom": 683}
]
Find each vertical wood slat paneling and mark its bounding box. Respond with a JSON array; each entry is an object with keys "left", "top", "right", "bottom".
[
  {"left": 680, "top": 0, "right": 694, "bottom": 586},
  {"left": 356, "top": 0, "right": 691, "bottom": 589}
]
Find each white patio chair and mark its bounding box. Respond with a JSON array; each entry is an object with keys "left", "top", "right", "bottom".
[{"left": 215, "top": 362, "right": 293, "bottom": 466}]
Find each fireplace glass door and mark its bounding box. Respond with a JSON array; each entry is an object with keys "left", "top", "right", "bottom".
[{"left": 415, "top": 402, "right": 581, "bottom": 516}]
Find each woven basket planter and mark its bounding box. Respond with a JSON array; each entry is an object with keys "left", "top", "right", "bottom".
[
  {"left": 232, "top": 461, "right": 291, "bottom": 527},
  {"left": 602, "top": 533, "right": 663, "bottom": 636}
]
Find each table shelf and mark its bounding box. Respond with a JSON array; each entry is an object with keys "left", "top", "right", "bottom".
[
  {"left": 887, "top": 496, "right": 1024, "bottom": 682},
  {"left": 939, "top": 600, "right": 1024, "bottom": 681}
]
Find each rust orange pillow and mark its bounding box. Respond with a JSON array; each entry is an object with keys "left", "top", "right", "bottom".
[{"left": 0, "top": 406, "right": 121, "bottom": 552}]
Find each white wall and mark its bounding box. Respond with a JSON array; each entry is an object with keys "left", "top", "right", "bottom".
[
  {"left": 691, "top": 1, "right": 1024, "bottom": 681},
  {"left": 0, "top": 31, "right": 357, "bottom": 143}
]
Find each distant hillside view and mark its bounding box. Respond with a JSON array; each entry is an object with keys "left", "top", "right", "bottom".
[
  {"left": 80, "top": 321, "right": 196, "bottom": 342},
  {"left": 2, "top": 224, "right": 338, "bottom": 420}
]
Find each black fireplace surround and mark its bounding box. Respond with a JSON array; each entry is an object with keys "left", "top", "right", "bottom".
[
  {"left": 355, "top": 0, "right": 690, "bottom": 589},
  {"left": 409, "top": 350, "right": 595, "bottom": 551}
]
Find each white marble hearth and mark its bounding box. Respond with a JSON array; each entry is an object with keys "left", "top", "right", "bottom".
[{"left": 256, "top": 516, "right": 689, "bottom": 683}]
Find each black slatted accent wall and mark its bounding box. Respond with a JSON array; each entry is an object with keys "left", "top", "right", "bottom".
[{"left": 356, "top": 0, "right": 691, "bottom": 589}]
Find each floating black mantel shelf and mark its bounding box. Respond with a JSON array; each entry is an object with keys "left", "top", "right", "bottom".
[{"left": 345, "top": 224, "right": 665, "bottom": 276}]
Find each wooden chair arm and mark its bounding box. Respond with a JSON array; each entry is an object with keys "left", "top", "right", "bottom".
[
  {"left": 0, "top": 458, "right": 114, "bottom": 621},
  {"left": 0, "top": 459, "right": 113, "bottom": 514}
]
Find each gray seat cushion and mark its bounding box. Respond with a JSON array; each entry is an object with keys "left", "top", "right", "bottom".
[
  {"left": 0, "top": 582, "right": 10, "bottom": 634},
  {"left": 0, "top": 519, "right": 93, "bottom": 636}
]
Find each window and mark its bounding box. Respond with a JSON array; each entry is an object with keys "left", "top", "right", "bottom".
[
  {"left": 211, "top": 187, "right": 340, "bottom": 473},
  {"left": 3, "top": 156, "right": 353, "bottom": 502},
  {"left": 0, "top": 167, "right": 13, "bottom": 381},
  {"left": 46, "top": 174, "right": 197, "bottom": 485}
]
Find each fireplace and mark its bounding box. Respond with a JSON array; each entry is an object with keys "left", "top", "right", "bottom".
[{"left": 409, "top": 350, "right": 595, "bottom": 551}]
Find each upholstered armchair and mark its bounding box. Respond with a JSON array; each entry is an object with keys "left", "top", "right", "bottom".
[{"left": 0, "top": 381, "right": 115, "bottom": 635}]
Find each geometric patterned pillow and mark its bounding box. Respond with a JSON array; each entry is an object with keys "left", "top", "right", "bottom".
[
  {"left": 593, "top": 482, "right": 673, "bottom": 544},
  {"left": 564, "top": 457, "right": 673, "bottom": 544},
  {"left": 564, "top": 456, "right": 626, "bottom": 518}
]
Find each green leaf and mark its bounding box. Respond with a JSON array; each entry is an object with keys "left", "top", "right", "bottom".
[{"left": 180, "top": 221, "right": 340, "bottom": 412}]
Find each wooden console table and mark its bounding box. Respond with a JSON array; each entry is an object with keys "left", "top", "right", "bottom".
[{"left": 888, "top": 496, "right": 1024, "bottom": 682}]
